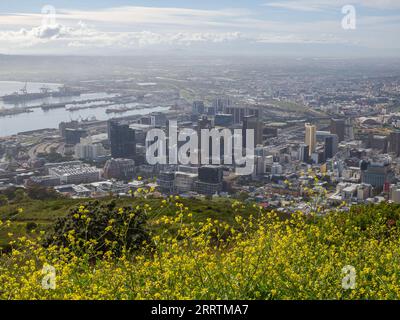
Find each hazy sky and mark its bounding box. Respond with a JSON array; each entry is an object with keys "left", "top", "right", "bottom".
[{"left": 0, "top": 0, "right": 399, "bottom": 56}]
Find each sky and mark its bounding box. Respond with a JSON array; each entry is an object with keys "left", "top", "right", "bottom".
[{"left": 0, "top": 0, "right": 399, "bottom": 57}]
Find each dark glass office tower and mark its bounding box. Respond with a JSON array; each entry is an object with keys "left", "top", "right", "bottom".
[
  {"left": 389, "top": 131, "right": 400, "bottom": 156},
  {"left": 108, "top": 120, "right": 136, "bottom": 159},
  {"left": 330, "top": 118, "right": 346, "bottom": 142},
  {"left": 324, "top": 134, "right": 338, "bottom": 160}
]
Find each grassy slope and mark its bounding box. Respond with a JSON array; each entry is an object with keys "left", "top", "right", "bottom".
[
  {"left": 2, "top": 200, "right": 400, "bottom": 299},
  {"left": 0, "top": 196, "right": 256, "bottom": 247}
]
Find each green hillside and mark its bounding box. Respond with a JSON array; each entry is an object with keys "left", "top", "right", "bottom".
[{"left": 1, "top": 189, "right": 400, "bottom": 300}]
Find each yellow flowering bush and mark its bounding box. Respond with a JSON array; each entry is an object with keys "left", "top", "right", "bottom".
[{"left": 1, "top": 196, "right": 400, "bottom": 300}]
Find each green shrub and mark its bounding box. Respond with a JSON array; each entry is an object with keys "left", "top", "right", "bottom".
[
  {"left": 25, "top": 222, "right": 38, "bottom": 232},
  {"left": 43, "top": 200, "right": 151, "bottom": 257}
]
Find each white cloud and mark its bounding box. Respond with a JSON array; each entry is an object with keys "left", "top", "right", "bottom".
[
  {"left": 0, "top": 23, "right": 91, "bottom": 46},
  {"left": 0, "top": 4, "right": 398, "bottom": 55},
  {"left": 0, "top": 20, "right": 352, "bottom": 52},
  {"left": 0, "top": 22, "right": 244, "bottom": 49},
  {"left": 0, "top": 6, "right": 253, "bottom": 29}
]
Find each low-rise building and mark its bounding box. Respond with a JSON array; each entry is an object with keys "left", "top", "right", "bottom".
[
  {"left": 27, "top": 175, "right": 61, "bottom": 187},
  {"left": 195, "top": 181, "right": 223, "bottom": 196},
  {"left": 157, "top": 171, "right": 175, "bottom": 194},
  {"left": 103, "top": 158, "right": 136, "bottom": 181},
  {"left": 74, "top": 141, "right": 108, "bottom": 161},
  {"left": 175, "top": 172, "right": 198, "bottom": 193},
  {"left": 48, "top": 161, "right": 102, "bottom": 185}
]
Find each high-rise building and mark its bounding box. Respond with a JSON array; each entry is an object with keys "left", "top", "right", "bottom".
[
  {"left": 389, "top": 131, "right": 400, "bottom": 156},
  {"left": 214, "top": 114, "right": 233, "bottom": 127},
  {"left": 361, "top": 159, "right": 393, "bottom": 192},
  {"left": 59, "top": 120, "right": 80, "bottom": 138},
  {"left": 195, "top": 166, "right": 224, "bottom": 195},
  {"left": 330, "top": 118, "right": 346, "bottom": 142},
  {"left": 108, "top": 120, "right": 136, "bottom": 159},
  {"left": 65, "top": 128, "right": 87, "bottom": 145},
  {"left": 150, "top": 112, "right": 167, "bottom": 127},
  {"left": 299, "top": 144, "right": 310, "bottom": 163},
  {"left": 206, "top": 106, "right": 217, "bottom": 116},
  {"left": 305, "top": 123, "right": 317, "bottom": 156},
  {"left": 225, "top": 106, "right": 245, "bottom": 124},
  {"left": 345, "top": 118, "right": 354, "bottom": 140},
  {"left": 192, "top": 101, "right": 205, "bottom": 115},
  {"left": 198, "top": 166, "right": 223, "bottom": 184},
  {"left": 311, "top": 147, "right": 326, "bottom": 164},
  {"left": 243, "top": 115, "right": 263, "bottom": 148},
  {"left": 212, "top": 98, "right": 231, "bottom": 114},
  {"left": 368, "top": 134, "right": 388, "bottom": 153},
  {"left": 324, "top": 134, "right": 339, "bottom": 160},
  {"left": 224, "top": 105, "right": 261, "bottom": 125}
]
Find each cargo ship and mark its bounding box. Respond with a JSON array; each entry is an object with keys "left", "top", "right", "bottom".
[
  {"left": 0, "top": 107, "right": 34, "bottom": 117},
  {"left": 105, "top": 104, "right": 146, "bottom": 114},
  {"left": 1, "top": 84, "right": 81, "bottom": 104},
  {"left": 41, "top": 102, "right": 67, "bottom": 111},
  {"left": 106, "top": 105, "right": 130, "bottom": 114}
]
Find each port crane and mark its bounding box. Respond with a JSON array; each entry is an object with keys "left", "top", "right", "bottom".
[{"left": 20, "top": 82, "right": 28, "bottom": 95}]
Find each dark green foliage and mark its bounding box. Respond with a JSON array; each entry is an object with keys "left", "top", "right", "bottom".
[
  {"left": 43, "top": 200, "right": 151, "bottom": 256},
  {"left": 0, "top": 187, "right": 22, "bottom": 201},
  {"left": 25, "top": 185, "right": 61, "bottom": 200},
  {"left": 0, "top": 185, "right": 61, "bottom": 204},
  {"left": 25, "top": 222, "right": 38, "bottom": 232},
  {"left": 0, "top": 195, "right": 8, "bottom": 206},
  {"left": 14, "top": 189, "right": 27, "bottom": 202},
  {"left": 36, "top": 152, "right": 73, "bottom": 163},
  {"left": 317, "top": 202, "right": 400, "bottom": 241}
]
